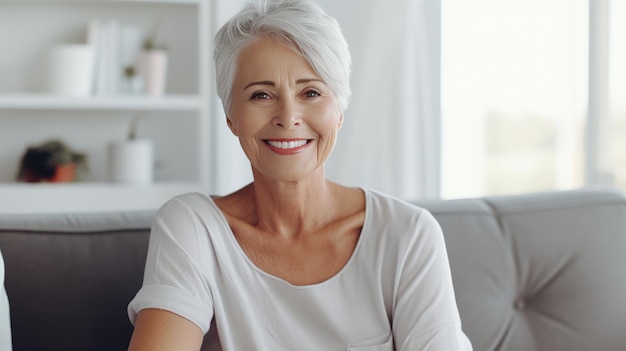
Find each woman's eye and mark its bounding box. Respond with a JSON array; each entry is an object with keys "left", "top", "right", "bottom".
[
  {"left": 304, "top": 90, "right": 321, "bottom": 98},
  {"left": 251, "top": 92, "right": 270, "bottom": 100}
]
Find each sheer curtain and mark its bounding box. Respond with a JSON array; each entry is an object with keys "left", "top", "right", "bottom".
[{"left": 210, "top": 0, "right": 441, "bottom": 200}]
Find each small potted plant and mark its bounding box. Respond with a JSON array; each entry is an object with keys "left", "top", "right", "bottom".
[
  {"left": 16, "top": 139, "right": 88, "bottom": 183},
  {"left": 108, "top": 115, "right": 154, "bottom": 184}
]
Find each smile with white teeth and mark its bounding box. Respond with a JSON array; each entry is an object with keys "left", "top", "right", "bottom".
[{"left": 265, "top": 140, "right": 309, "bottom": 149}]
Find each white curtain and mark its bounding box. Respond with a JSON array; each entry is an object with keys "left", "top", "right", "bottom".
[
  {"left": 210, "top": 0, "right": 441, "bottom": 200},
  {"left": 210, "top": 0, "right": 254, "bottom": 194}
]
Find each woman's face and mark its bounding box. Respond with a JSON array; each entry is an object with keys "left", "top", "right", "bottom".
[{"left": 227, "top": 36, "right": 343, "bottom": 182}]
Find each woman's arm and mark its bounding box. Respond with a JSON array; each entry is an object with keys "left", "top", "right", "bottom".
[
  {"left": 127, "top": 196, "right": 216, "bottom": 350},
  {"left": 392, "top": 209, "right": 472, "bottom": 350},
  {"left": 128, "top": 308, "right": 204, "bottom": 351}
]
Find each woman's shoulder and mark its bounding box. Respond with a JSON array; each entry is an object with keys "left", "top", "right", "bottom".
[
  {"left": 160, "top": 191, "right": 215, "bottom": 211},
  {"left": 363, "top": 189, "right": 440, "bottom": 235},
  {"left": 154, "top": 192, "right": 221, "bottom": 224},
  {"left": 364, "top": 189, "right": 425, "bottom": 216},
  {"left": 151, "top": 192, "right": 233, "bottom": 250}
]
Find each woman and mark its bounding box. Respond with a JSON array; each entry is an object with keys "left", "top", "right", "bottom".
[{"left": 128, "top": 0, "right": 472, "bottom": 350}]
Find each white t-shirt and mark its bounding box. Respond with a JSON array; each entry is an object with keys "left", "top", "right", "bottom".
[{"left": 128, "top": 189, "right": 472, "bottom": 350}]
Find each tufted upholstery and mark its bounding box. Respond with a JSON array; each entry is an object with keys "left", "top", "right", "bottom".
[
  {"left": 0, "top": 188, "right": 624, "bottom": 351},
  {"left": 414, "top": 188, "right": 626, "bottom": 351}
]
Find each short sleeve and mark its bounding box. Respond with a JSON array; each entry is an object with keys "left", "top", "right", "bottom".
[
  {"left": 128, "top": 197, "right": 214, "bottom": 334},
  {"left": 392, "top": 209, "right": 472, "bottom": 350}
]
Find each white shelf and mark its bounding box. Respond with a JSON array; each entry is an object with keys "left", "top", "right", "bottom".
[
  {"left": 6, "top": 0, "right": 202, "bottom": 6},
  {"left": 0, "top": 182, "right": 204, "bottom": 214},
  {"left": 108, "top": 0, "right": 201, "bottom": 4},
  {"left": 0, "top": 93, "right": 202, "bottom": 111},
  {"left": 0, "top": 0, "right": 213, "bottom": 213}
]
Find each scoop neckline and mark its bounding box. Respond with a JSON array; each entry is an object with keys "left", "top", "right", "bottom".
[{"left": 203, "top": 189, "right": 371, "bottom": 289}]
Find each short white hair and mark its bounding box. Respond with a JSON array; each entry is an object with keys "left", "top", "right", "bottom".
[{"left": 214, "top": 0, "right": 352, "bottom": 113}]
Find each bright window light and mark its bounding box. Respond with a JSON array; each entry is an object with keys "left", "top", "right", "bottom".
[{"left": 441, "top": 0, "right": 588, "bottom": 198}]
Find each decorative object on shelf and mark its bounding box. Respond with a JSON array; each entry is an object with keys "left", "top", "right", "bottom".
[
  {"left": 138, "top": 33, "right": 168, "bottom": 96},
  {"left": 108, "top": 115, "right": 154, "bottom": 184},
  {"left": 16, "top": 140, "right": 88, "bottom": 183},
  {"left": 44, "top": 44, "right": 95, "bottom": 97}
]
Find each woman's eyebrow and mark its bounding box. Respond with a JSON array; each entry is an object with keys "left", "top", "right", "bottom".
[
  {"left": 243, "top": 78, "right": 325, "bottom": 90},
  {"left": 244, "top": 80, "right": 275, "bottom": 90},
  {"left": 296, "top": 78, "right": 324, "bottom": 85}
]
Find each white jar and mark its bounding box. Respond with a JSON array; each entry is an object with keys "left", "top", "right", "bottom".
[
  {"left": 45, "top": 44, "right": 95, "bottom": 97},
  {"left": 108, "top": 139, "right": 154, "bottom": 184}
]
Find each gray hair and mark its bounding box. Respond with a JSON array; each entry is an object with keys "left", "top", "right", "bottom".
[{"left": 214, "top": 0, "right": 352, "bottom": 113}]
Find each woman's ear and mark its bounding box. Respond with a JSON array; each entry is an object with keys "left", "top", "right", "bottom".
[
  {"left": 226, "top": 115, "right": 238, "bottom": 136},
  {"left": 337, "top": 113, "right": 344, "bottom": 130}
]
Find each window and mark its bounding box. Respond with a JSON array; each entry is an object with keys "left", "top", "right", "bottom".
[{"left": 441, "top": 0, "right": 623, "bottom": 199}]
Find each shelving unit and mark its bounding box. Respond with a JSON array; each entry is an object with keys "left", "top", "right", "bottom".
[
  {"left": 0, "top": 93, "right": 202, "bottom": 111},
  {"left": 0, "top": 182, "right": 202, "bottom": 213},
  {"left": 0, "top": 0, "right": 213, "bottom": 214}
]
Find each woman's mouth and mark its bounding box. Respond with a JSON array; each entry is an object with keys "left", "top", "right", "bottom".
[{"left": 263, "top": 139, "right": 313, "bottom": 155}]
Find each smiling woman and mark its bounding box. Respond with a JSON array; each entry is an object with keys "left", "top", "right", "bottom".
[
  {"left": 127, "top": 1, "right": 472, "bottom": 350},
  {"left": 226, "top": 36, "right": 343, "bottom": 181}
]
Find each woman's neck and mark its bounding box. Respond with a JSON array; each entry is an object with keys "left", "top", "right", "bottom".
[
  {"left": 220, "top": 168, "right": 338, "bottom": 236},
  {"left": 244, "top": 170, "right": 340, "bottom": 239}
]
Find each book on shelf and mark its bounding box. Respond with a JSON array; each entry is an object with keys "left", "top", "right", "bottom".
[{"left": 88, "top": 19, "right": 145, "bottom": 96}]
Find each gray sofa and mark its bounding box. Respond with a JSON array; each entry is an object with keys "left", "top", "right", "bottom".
[{"left": 0, "top": 187, "right": 625, "bottom": 351}]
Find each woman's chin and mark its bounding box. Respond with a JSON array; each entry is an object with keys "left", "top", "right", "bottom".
[{"left": 252, "top": 164, "right": 324, "bottom": 184}]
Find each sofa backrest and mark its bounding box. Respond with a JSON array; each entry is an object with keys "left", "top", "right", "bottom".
[
  {"left": 414, "top": 187, "right": 626, "bottom": 351},
  {"left": 0, "top": 212, "right": 153, "bottom": 351}
]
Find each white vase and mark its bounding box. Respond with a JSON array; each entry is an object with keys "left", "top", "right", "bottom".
[
  {"left": 45, "top": 44, "right": 95, "bottom": 97},
  {"left": 138, "top": 50, "right": 168, "bottom": 96},
  {"left": 108, "top": 139, "right": 154, "bottom": 184}
]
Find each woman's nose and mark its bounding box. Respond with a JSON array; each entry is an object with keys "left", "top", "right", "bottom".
[{"left": 273, "top": 98, "right": 301, "bottom": 129}]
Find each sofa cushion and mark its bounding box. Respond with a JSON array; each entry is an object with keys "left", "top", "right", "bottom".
[
  {"left": 418, "top": 188, "right": 626, "bottom": 351},
  {"left": 415, "top": 198, "right": 516, "bottom": 350},
  {"left": 0, "top": 212, "right": 153, "bottom": 351}
]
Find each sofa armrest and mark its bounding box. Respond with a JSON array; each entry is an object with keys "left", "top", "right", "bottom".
[{"left": 0, "top": 248, "right": 12, "bottom": 351}]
